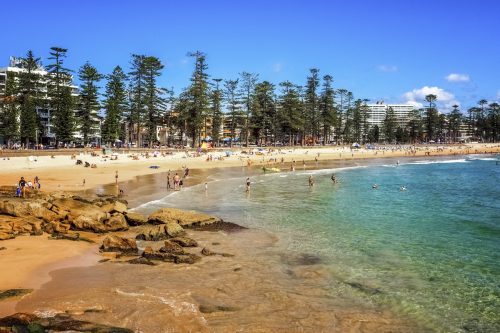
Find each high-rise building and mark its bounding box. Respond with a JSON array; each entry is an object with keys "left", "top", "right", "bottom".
[
  {"left": 0, "top": 56, "right": 88, "bottom": 145},
  {"left": 366, "top": 103, "right": 415, "bottom": 129}
]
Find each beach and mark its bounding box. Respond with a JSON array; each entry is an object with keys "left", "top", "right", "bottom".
[
  {"left": 0, "top": 143, "right": 499, "bottom": 332},
  {"left": 0, "top": 144, "right": 498, "bottom": 193}
]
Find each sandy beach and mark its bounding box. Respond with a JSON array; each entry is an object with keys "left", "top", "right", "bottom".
[
  {"left": 1, "top": 144, "right": 498, "bottom": 194},
  {"left": 0, "top": 143, "right": 499, "bottom": 332}
]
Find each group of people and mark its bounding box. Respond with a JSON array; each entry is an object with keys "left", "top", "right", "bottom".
[
  {"left": 17, "top": 176, "right": 41, "bottom": 197},
  {"left": 166, "top": 167, "right": 190, "bottom": 191}
]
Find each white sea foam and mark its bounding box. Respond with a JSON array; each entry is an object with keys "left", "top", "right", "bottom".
[
  {"left": 466, "top": 157, "right": 497, "bottom": 161},
  {"left": 407, "top": 159, "right": 468, "bottom": 165}
]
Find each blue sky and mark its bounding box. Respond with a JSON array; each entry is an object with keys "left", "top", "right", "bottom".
[{"left": 3, "top": 0, "right": 499, "bottom": 111}]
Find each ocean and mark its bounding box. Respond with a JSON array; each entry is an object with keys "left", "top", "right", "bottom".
[{"left": 135, "top": 155, "right": 500, "bottom": 332}]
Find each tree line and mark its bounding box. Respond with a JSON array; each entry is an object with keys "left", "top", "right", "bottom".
[{"left": 1, "top": 47, "right": 499, "bottom": 148}]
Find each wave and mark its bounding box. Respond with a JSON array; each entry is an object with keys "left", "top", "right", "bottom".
[
  {"left": 466, "top": 157, "right": 498, "bottom": 161},
  {"left": 405, "top": 159, "right": 469, "bottom": 165}
]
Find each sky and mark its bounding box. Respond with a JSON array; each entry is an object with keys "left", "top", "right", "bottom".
[{"left": 3, "top": 0, "right": 499, "bottom": 112}]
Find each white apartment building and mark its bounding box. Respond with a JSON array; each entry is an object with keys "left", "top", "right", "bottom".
[
  {"left": 366, "top": 103, "right": 415, "bottom": 129},
  {"left": 0, "top": 56, "right": 97, "bottom": 144}
]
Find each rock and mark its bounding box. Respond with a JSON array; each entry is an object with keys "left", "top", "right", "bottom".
[
  {"left": 199, "top": 303, "right": 240, "bottom": 313},
  {"left": 201, "top": 247, "right": 216, "bottom": 256},
  {"left": 0, "top": 215, "right": 44, "bottom": 238},
  {"left": 141, "top": 247, "right": 199, "bottom": 264},
  {"left": 124, "top": 212, "right": 148, "bottom": 226},
  {"left": 103, "top": 214, "right": 128, "bottom": 231},
  {"left": 170, "top": 236, "right": 198, "bottom": 247},
  {"left": 24, "top": 201, "right": 59, "bottom": 222},
  {"left": 49, "top": 233, "right": 94, "bottom": 243},
  {"left": 0, "top": 232, "right": 14, "bottom": 240},
  {"left": 72, "top": 215, "right": 107, "bottom": 233},
  {"left": 159, "top": 240, "right": 185, "bottom": 255},
  {"left": 0, "top": 289, "right": 33, "bottom": 301},
  {"left": 100, "top": 235, "right": 137, "bottom": 254},
  {"left": 0, "top": 312, "right": 134, "bottom": 333},
  {"left": 174, "top": 253, "right": 201, "bottom": 264},
  {"left": 52, "top": 198, "right": 108, "bottom": 224},
  {"left": 148, "top": 208, "right": 221, "bottom": 227},
  {"left": 186, "top": 220, "right": 247, "bottom": 232},
  {"left": 128, "top": 257, "right": 157, "bottom": 266},
  {"left": 142, "top": 249, "right": 177, "bottom": 262},
  {"left": 0, "top": 199, "right": 29, "bottom": 217},
  {"left": 100, "top": 201, "right": 128, "bottom": 214},
  {"left": 43, "top": 221, "right": 70, "bottom": 234},
  {"left": 135, "top": 223, "right": 185, "bottom": 241}
]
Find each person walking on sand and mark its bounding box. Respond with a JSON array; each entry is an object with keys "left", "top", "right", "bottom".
[
  {"left": 246, "top": 177, "right": 251, "bottom": 192},
  {"left": 115, "top": 170, "right": 119, "bottom": 185},
  {"left": 308, "top": 175, "right": 315, "bottom": 187}
]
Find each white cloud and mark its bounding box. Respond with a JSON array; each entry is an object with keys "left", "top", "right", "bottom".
[
  {"left": 272, "top": 63, "right": 283, "bottom": 73},
  {"left": 445, "top": 73, "right": 470, "bottom": 82},
  {"left": 402, "top": 86, "right": 460, "bottom": 110},
  {"left": 497, "top": 89, "right": 500, "bottom": 99},
  {"left": 377, "top": 65, "right": 398, "bottom": 72}
]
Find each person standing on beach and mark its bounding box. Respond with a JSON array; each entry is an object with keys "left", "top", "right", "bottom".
[
  {"left": 246, "top": 177, "right": 251, "bottom": 192},
  {"left": 18, "top": 177, "right": 27, "bottom": 198},
  {"left": 115, "top": 171, "right": 118, "bottom": 185},
  {"left": 173, "top": 173, "right": 180, "bottom": 190},
  {"left": 166, "top": 172, "right": 171, "bottom": 190}
]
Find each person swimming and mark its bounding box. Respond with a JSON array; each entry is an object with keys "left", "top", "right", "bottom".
[
  {"left": 372, "top": 184, "right": 379, "bottom": 189},
  {"left": 400, "top": 186, "right": 407, "bottom": 191},
  {"left": 331, "top": 174, "right": 337, "bottom": 183}
]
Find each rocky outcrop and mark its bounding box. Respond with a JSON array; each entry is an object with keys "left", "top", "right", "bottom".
[
  {"left": 170, "top": 236, "right": 198, "bottom": 247},
  {"left": 127, "top": 257, "right": 157, "bottom": 266},
  {"left": 100, "top": 235, "right": 137, "bottom": 254},
  {"left": 0, "top": 289, "right": 33, "bottom": 301},
  {"left": 0, "top": 312, "right": 133, "bottom": 333},
  {"left": 148, "top": 208, "right": 221, "bottom": 227},
  {"left": 100, "top": 201, "right": 128, "bottom": 214},
  {"left": 103, "top": 213, "right": 128, "bottom": 231},
  {"left": 141, "top": 246, "right": 201, "bottom": 264},
  {"left": 72, "top": 213, "right": 127, "bottom": 233},
  {"left": 135, "top": 223, "right": 185, "bottom": 241},
  {"left": 159, "top": 240, "right": 185, "bottom": 255},
  {"left": 52, "top": 198, "right": 109, "bottom": 224},
  {"left": 0, "top": 215, "right": 44, "bottom": 239},
  {"left": 124, "top": 211, "right": 148, "bottom": 226},
  {"left": 43, "top": 221, "right": 71, "bottom": 234}
]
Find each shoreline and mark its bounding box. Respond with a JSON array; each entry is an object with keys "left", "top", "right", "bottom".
[
  {"left": 0, "top": 146, "right": 499, "bottom": 331},
  {"left": 0, "top": 143, "right": 497, "bottom": 194}
]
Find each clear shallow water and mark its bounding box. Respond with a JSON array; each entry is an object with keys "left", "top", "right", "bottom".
[{"left": 137, "top": 155, "right": 500, "bottom": 332}]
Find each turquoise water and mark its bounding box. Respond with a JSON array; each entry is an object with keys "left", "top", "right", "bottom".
[{"left": 138, "top": 155, "right": 500, "bottom": 332}]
